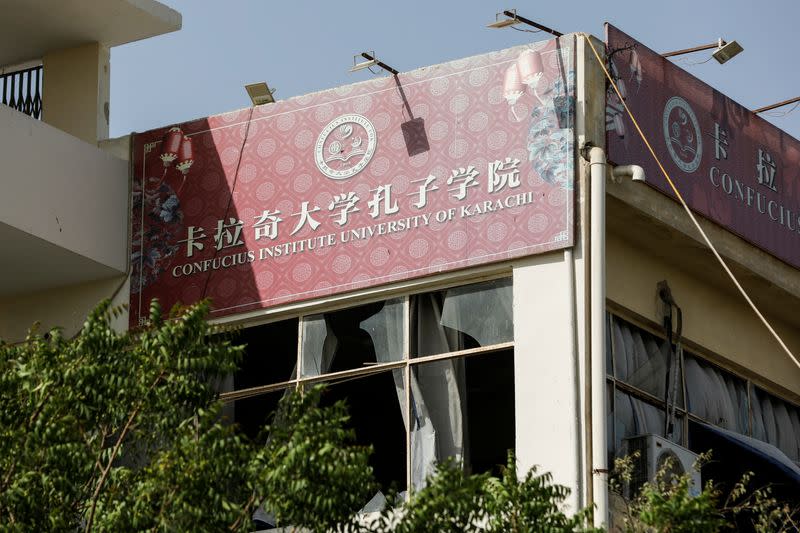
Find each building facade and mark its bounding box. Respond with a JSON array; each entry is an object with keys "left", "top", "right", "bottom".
[
  {"left": 2, "top": 6, "right": 800, "bottom": 529},
  {"left": 0, "top": 0, "right": 181, "bottom": 340}
]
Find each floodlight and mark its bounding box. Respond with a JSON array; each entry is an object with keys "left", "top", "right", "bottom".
[
  {"left": 712, "top": 40, "right": 743, "bottom": 64},
  {"left": 487, "top": 9, "right": 521, "bottom": 28},
  {"left": 662, "top": 38, "right": 743, "bottom": 64},
  {"left": 350, "top": 52, "right": 378, "bottom": 72},
  {"left": 349, "top": 52, "right": 399, "bottom": 76},
  {"left": 245, "top": 82, "right": 275, "bottom": 106}
]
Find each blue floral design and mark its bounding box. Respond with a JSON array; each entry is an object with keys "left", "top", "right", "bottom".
[
  {"left": 160, "top": 195, "right": 180, "bottom": 223},
  {"left": 131, "top": 180, "right": 183, "bottom": 294},
  {"left": 527, "top": 70, "right": 575, "bottom": 190}
]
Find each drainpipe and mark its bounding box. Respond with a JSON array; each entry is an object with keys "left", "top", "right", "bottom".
[
  {"left": 564, "top": 246, "right": 584, "bottom": 510},
  {"left": 583, "top": 144, "right": 608, "bottom": 527},
  {"left": 611, "top": 164, "right": 645, "bottom": 183}
]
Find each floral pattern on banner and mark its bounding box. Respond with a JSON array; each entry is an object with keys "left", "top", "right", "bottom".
[
  {"left": 527, "top": 71, "right": 575, "bottom": 190},
  {"left": 131, "top": 179, "right": 183, "bottom": 294}
]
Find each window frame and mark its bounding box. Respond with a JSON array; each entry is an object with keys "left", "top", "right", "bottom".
[
  {"left": 607, "top": 305, "right": 800, "bottom": 462},
  {"left": 216, "top": 272, "right": 516, "bottom": 494}
]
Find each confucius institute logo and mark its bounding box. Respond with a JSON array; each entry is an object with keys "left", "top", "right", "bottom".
[
  {"left": 662, "top": 96, "right": 702, "bottom": 173},
  {"left": 314, "top": 114, "right": 377, "bottom": 180}
]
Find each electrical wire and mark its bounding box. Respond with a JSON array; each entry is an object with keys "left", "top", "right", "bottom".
[
  {"left": 581, "top": 33, "right": 800, "bottom": 372},
  {"left": 200, "top": 106, "right": 255, "bottom": 301},
  {"left": 670, "top": 55, "right": 714, "bottom": 66},
  {"left": 762, "top": 101, "right": 800, "bottom": 118},
  {"left": 510, "top": 26, "right": 541, "bottom": 33}
]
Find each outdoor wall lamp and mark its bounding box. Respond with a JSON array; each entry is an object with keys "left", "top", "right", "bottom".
[
  {"left": 662, "top": 38, "right": 743, "bottom": 64},
  {"left": 486, "top": 9, "right": 563, "bottom": 37},
  {"left": 244, "top": 82, "right": 275, "bottom": 106},
  {"left": 350, "top": 52, "right": 399, "bottom": 76}
]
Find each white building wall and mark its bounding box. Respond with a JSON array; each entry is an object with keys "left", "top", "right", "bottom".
[
  {"left": 513, "top": 250, "right": 584, "bottom": 512},
  {"left": 0, "top": 275, "right": 129, "bottom": 342},
  {"left": 0, "top": 104, "right": 128, "bottom": 272}
]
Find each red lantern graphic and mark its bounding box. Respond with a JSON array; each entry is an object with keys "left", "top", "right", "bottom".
[
  {"left": 503, "top": 63, "right": 525, "bottom": 104},
  {"left": 175, "top": 135, "right": 194, "bottom": 175},
  {"left": 160, "top": 127, "right": 183, "bottom": 166},
  {"left": 517, "top": 49, "right": 544, "bottom": 87},
  {"left": 503, "top": 63, "right": 525, "bottom": 122}
]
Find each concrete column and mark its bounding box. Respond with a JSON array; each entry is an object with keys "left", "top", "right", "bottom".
[
  {"left": 513, "top": 251, "right": 583, "bottom": 512},
  {"left": 42, "top": 42, "right": 110, "bottom": 144}
]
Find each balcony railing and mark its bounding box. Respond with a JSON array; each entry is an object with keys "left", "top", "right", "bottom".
[{"left": 1, "top": 65, "right": 42, "bottom": 119}]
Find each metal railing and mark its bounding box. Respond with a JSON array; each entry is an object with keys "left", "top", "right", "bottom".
[{"left": 1, "top": 65, "right": 42, "bottom": 119}]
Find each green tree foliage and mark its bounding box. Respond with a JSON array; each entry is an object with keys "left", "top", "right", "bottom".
[
  {"left": 2, "top": 300, "right": 797, "bottom": 532},
  {"left": 380, "top": 453, "right": 601, "bottom": 533},
  {"left": 0, "top": 300, "right": 374, "bottom": 532},
  {"left": 0, "top": 300, "right": 250, "bottom": 530},
  {"left": 482, "top": 453, "right": 600, "bottom": 533},
  {"left": 252, "top": 384, "right": 376, "bottom": 532},
  {"left": 611, "top": 452, "right": 800, "bottom": 533},
  {"left": 386, "top": 459, "right": 489, "bottom": 533}
]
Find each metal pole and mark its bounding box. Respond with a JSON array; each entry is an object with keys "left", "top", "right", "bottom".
[
  {"left": 661, "top": 41, "right": 721, "bottom": 58},
  {"left": 361, "top": 53, "right": 399, "bottom": 76},
  {"left": 503, "top": 10, "right": 563, "bottom": 37},
  {"left": 753, "top": 95, "right": 800, "bottom": 114}
]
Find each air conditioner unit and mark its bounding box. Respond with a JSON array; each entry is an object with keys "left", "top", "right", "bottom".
[{"left": 622, "top": 434, "right": 701, "bottom": 499}]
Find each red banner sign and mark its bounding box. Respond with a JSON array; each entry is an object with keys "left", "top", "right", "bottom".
[
  {"left": 606, "top": 24, "right": 800, "bottom": 270},
  {"left": 131, "top": 36, "right": 575, "bottom": 326}
]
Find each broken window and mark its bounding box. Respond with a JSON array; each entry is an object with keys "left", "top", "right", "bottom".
[{"left": 220, "top": 277, "right": 515, "bottom": 502}]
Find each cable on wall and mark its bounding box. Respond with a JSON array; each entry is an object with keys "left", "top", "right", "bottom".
[{"left": 200, "top": 106, "right": 256, "bottom": 301}]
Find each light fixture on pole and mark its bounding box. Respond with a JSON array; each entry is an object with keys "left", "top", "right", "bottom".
[
  {"left": 350, "top": 52, "right": 399, "bottom": 76},
  {"left": 486, "top": 9, "right": 563, "bottom": 37},
  {"left": 753, "top": 96, "right": 800, "bottom": 114},
  {"left": 662, "top": 38, "right": 743, "bottom": 64},
  {"left": 712, "top": 40, "right": 744, "bottom": 64},
  {"left": 244, "top": 82, "right": 275, "bottom": 106}
]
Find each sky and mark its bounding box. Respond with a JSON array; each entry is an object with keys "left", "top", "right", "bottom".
[{"left": 110, "top": 0, "right": 800, "bottom": 140}]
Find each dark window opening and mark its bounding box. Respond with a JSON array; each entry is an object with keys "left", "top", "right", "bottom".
[
  {"left": 218, "top": 319, "right": 297, "bottom": 444},
  {"left": 411, "top": 349, "right": 515, "bottom": 488},
  {"left": 234, "top": 318, "right": 298, "bottom": 390},
  {"left": 465, "top": 349, "right": 515, "bottom": 476},
  {"left": 321, "top": 370, "right": 407, "bottom": 493},
  {"left": 225, "top": 390, "right": 285, "bottom": 443},
  {"left": 689, "top": 420, "right": 800, "bottom": 529}
]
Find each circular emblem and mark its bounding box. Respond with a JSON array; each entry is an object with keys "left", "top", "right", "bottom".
[
  {"left": 663, "top": 96, "right": 702, "bottom": 173},
  {"left": 314, "top": 114, "right": 377, "bottom": 180}
]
